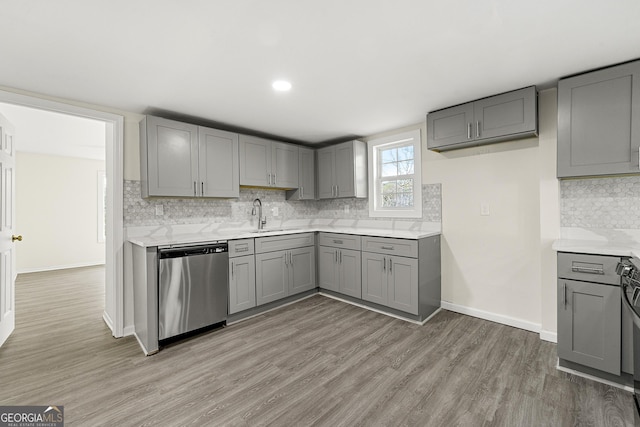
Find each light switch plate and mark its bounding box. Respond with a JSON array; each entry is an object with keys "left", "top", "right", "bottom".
[
  {"left": 480, "top": 203, "right": 490, "bottom": 216},
  {"left": 155, "top": 204, "right": 164, "bottom": 216}
]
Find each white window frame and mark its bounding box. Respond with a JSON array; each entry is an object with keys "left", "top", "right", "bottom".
[{"left": 367, "top": 129, "right": 422, "bottom": 218}]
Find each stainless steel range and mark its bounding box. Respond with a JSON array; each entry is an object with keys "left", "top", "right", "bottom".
[{"left": 616, "top": 258, "right": 640, "bottom": 424}]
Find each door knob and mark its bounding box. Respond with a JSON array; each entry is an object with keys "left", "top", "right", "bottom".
[{"left": 12, "top": 235, "right": 22, "bottom": 242}]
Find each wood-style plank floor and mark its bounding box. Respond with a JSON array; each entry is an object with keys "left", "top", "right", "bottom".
[{"left": 0, "top": 266, "right": 635, "bottom": 426}]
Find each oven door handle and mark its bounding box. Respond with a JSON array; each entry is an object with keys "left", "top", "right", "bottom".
[{"left": 621, "top": 282, "right": 640, "bottom": 330}]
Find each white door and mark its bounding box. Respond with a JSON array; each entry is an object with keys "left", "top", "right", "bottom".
[{"left": 0, "top": 113, "right": 16, "bottom": 347}]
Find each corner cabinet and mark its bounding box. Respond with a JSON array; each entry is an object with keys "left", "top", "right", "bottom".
[
  {"left": 557, "top": 60, "right": 640, "bottom": 178},
  {"left": 254, "top": 233, "right": 316, "bottom": 306},
  {"left": 286, "top": 147, "right": 315, "bottom": 200},
  {"left": 140, "top": 116, "right": 239, "bottom": 198},
  {"left": 317, "top": 140, "right": 367, "bottom": 199},
  {"left": 427, "top": 86, "right": 537, "bottom": 152},
  {"left": 239, "top": 135, "right": 299, "bottom": 189}
]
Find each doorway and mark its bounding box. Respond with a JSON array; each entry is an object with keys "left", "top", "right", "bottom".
[{"left": 0, "top": 89, "right": 124, "bottom": 337}]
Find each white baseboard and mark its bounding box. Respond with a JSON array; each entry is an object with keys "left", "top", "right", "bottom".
[
  {"left": 18, "top": 261, "right": 105, "bottom": 274},
  {"left": 441, "top": 301, "right": 541, "bottom": 334},
  {"left": 556, "top": 360, "right": 634, "bottom": 392},
  {"left": 540, "top": 330, "right": 558, "bottom": 343},
  {"left": 123, "top": 325, "right": 135, "bottom": 337}
]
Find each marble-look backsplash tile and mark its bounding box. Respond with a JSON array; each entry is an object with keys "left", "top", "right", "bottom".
[
  {"left": 560, "top": 176, "right": 640, "bottom": 229},
  {"left": 124, "top": 181, "right": 442, "bottom": 227}
]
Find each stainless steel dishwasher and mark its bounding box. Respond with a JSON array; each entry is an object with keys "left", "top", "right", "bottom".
[{"left": 158, "top": 241, "right": 228, "bottom": 341}]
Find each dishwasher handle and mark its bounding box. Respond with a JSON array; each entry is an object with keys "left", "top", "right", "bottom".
[{"left": 159, "top": 243, "right": 228, "bottom": 259}]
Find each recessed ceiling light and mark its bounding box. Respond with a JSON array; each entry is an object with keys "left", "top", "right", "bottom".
[{"left": 272, "top": 80, "right": 292, "bottom": 92}]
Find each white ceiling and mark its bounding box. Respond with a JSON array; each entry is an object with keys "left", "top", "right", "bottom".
[
  {"left": 0, "top": 102, "right": 106, "bottom": 161},
  {"left": 1, "top": 0, "right": 640, "bottom": 145}
]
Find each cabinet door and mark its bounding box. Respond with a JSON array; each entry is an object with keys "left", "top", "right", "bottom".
[
  {"left": 272, "top": 142, "right": 299, "bottom": 188},
  {"left": 146, "top": 116, "right": 199, "bottom": 197},
  {"left": 361, "top": 252, "right": 387, "bottom": 306},
  {"left": 239, "top": 135, "right": 271, "bottom": 186},
  {"left": 558, "top": 61, "right": 640, "bottom": 177},
  {"left": 317, "top": 147, "right": 335, "bottom": 199},
  {"left": 255, "top": 251, "right": 287, "bottom": 305},
  {"left": 473, "top": 86, "right": 536, "bottom": 141},
  {"left": 387, "top": 256, "right": 419, "bottom": 315},
  {"left": 229, "top": 255, "right": 256, "bottom": 314},
  {"left": 199, "top": 126, "right": 239, "bottom": 198},
  {"left": 318, "top": 246, "right": 339, "bottom": 292},
  {"left": 426, "top": 103, "right": 474, "bottom": 150},
  {"left": 299, "top": 147, "right": 315, "bottom": 199},
  {"left": 557, "top": 279, "right": 621, "bottom": 375},
  {"left": 338, "top": 248, "right": 361, "bottom": 299},
  {"left": 334, "top": 142, "right": 355, "bottom": 197},
  {"left": 289, "top": 246, "right": 316, "bottom": 295}
]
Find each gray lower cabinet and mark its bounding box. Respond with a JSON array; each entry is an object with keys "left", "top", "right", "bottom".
[
  {"left": 427, "top": 86, "right": 537, "bottom": 152},
  {"left": 361, "top": 252, "right": 418, "bottom": 315},
  {"left": 255, "top": 233, "right": 316, "bottom": 306},
  {"left": 557, "top": 278, "right": 621, "bottom": 375},
  {"left": 228, "top": 239, "right": 256, "bottom": 315},
  {"left": 239, "top": 135, "right": 299, "bottom": 189},
  {"left": 229, "top": 255, "right": 256, "bottom": 315},
  {"left": 140, "top": 115, "right": 239, "bottom": 198},
  {"left": 556, "top": 252, "right": 626, "bottom": 377},
  {"left": 318, "top": 246, "right": 362, "bottom": 298},
  {"left": 558, "top": 60, "right": 640, "bottom": 178},
  {"left": 316, "top": 140, "right": 367, "bottom": 199}
]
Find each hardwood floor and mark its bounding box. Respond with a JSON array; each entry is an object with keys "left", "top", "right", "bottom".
[{"left": 0, "top": 266, "right": 635, "bottom": 426}]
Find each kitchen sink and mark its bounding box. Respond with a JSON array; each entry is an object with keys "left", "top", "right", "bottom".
[{"left": 252, "top": 228, "right": 285, "bottom": 233}]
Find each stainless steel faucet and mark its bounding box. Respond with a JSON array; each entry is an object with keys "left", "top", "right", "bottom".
[{"left": 252, "top": 198, "right": 267, "bottom": 230}]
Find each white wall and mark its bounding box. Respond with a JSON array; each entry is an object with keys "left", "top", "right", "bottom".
[
  {"left": 420, "top": 88, "right": 559, "bottom": 336},
  {"left": 16, "top": 152, "right": 106, "bottom": 273}
]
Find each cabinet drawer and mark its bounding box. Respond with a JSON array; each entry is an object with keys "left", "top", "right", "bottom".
[
  {"left": 229, "top": 239, "right": 255, "bottom": 258},
  {"left": 361, "top": 236, "right": 417, "bottom": 258},
  {"left": 318, "top": 233, "right": 361, "bottom": 250},
  {"left": 557, "top": 252, "right": 621, "bottom": 285},
  {"left": 255, "top": 233, "right": 315, "bottom": 253}
]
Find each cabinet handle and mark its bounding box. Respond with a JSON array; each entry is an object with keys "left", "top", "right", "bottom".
[
  {"left": 383, "top": 257, "right": 386, "bottom": 272},
  {"left": 389, "top": 258, "right": 392, "bottom": 273},
  {"left": 476, "top": 121, "right": 480, "bottom": 138},
  {"left": 194, "top": 181, "right": 197, "bottom": 196},
  {"left": 335, "top": 250, "right": 338, "bottom": 263},
  {"left": 274, "top": 173, "right": 277, "bottom": 185},
  {"left": 201, "top": 182, "right": 204, "bottom": 196},
  {"left": 467, "top": 123, "right": 472, "bottom": 139},
  {"left": 571, "top": 266, "right": 604, "bottom": 275},
  {"left": 333, "top": 240, "right": 343, "bottom": 245},
  {"left": 336, "top": 185, "right": 339, "bottom": 197},
  {"left": 231, "top": 262, "right": 234, "bottom": 278},
  {"left": 290, "top": 251, "right": 293, "bottom": 265},
  {"left": 381, "top": 246, "right": 394, "bottom": 250},
  {"left": 562, "top": 283, "right": 566, "bottom": 308},
  {"left": 339, "top": 250, "right": 342, "bottom": 264}
]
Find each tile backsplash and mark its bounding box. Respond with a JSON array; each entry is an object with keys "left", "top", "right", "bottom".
[
  {"left": 560, "top": 176, "right": 640, "bottom": 229},
  {"left": 124, "top": 180, "right": 441, "bottom": 227}
]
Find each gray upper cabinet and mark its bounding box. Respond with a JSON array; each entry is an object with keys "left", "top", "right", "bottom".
[
  {"left": 427, "top": 86, "right": 537, "bottom": 152},
  {"left": 286, "top": 146, "right": 315, "bottom": 200},
  {"left": 317, "top": 140, "right": 367, "bottom": 199},
  {"left": 239, "top": 135, "right": 299, "bottom": 189},
  {"left": 140, "top": 116, "right": 239, "bottom": 198},
  {"left": 557, "top": 60, "right": 640, "bottom": 178}
]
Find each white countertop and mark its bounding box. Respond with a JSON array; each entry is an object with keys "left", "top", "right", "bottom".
[
  {"left": 553, "top": 227, "right": 640, "bottom": 258},
  {"left": 128, "top": 225, "right": 441, "bottom": 248}
]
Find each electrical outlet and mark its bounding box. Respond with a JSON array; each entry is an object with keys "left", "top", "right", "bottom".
[
  {"left": 272, "top": 207, "right": 279, "bottom": 217},
  {"left": 480, "top": 203, "right": 490, "bottom": 216},
  {"left": 155, "top": 204, "right": 164, "bottom": 216},
  {"left": 344, "top": 205, "right": 350, "bottom": 214}
]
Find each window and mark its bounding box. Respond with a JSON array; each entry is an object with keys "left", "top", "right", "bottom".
[{"left": 368, "top": 129, "right": 422, "bottom": 218}]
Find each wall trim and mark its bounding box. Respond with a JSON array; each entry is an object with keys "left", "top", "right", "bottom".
[
  {"left": 18, "top": 262, "right": 105, "bottom": 275},
  {"left": 441, "top": 301, "right": 541, "bottom": 334},
  {"left": 556, "top": 361, "right": 634, "bottom": 392},
  {"left": 102, "top": 311, "right": 114, "bottom": 332},
  {"left": 540, "top": 330, "right": 558, "bottom": 343}
]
